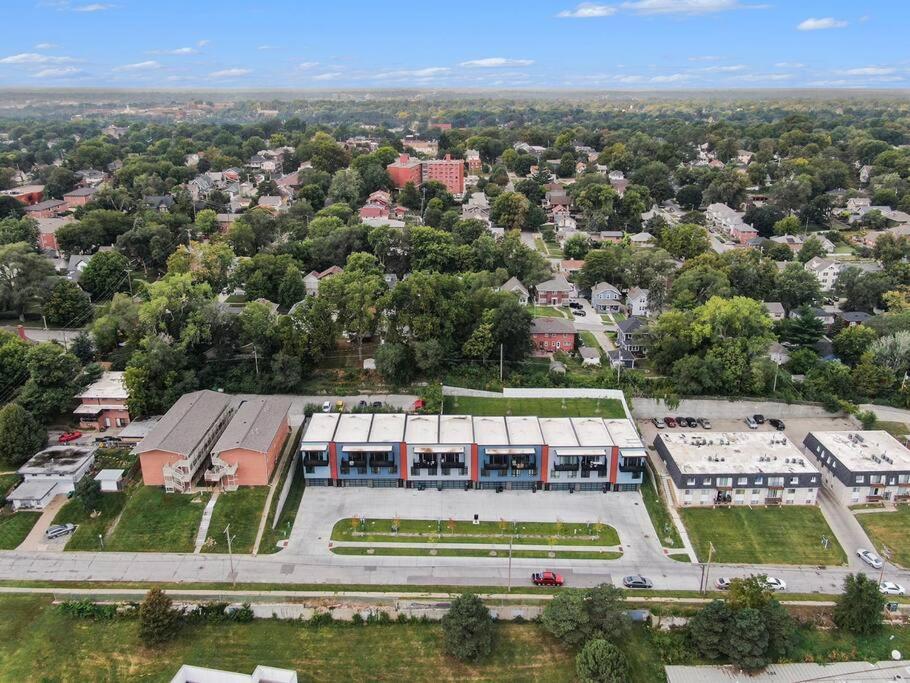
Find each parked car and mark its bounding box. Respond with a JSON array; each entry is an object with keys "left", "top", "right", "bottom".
[
  {"left": 372, "top": 401, "right": 384, "bottom": 408},
  {"left": 652, "top": 417, "right": 666, "bottom": 429},
  {"left": 321, "top": 401, "right": 331, "bottom": 413},
  {"left": 57, "top": 431, "right": 82, "bottom": 444},
  {"left": 568, "top": 302, "right": 583, "bottom": 309},
  {"left": 753, "top": 414, "right": 765, "bottom": 424},
  {"left": 45, "top": 523, "right": 75, "bottom": 539},
  {"left": 412, "top": 399, "right": 425, "bottom": 411},
  {"left": 532, "top": 571, "right": 564, "bottom": 586},
  {"left": 715, "top": 577, "right": 732, "bottom": 590},
  {"left": 880, "top": 581, "right": 906, "bottom": 596},
  {"left": 573, "top": 309, "right": 586, "bottom": 317},
  {"left": 698, "top": 417, "right": 712, "bottom": 429},
  {"left": 764, "top": 577, "right": 786, "bottom": 591},
  {"left": 768, "top": 418, "right": 786, "bottom": 431},
  {"left": 622, "top": 575, "right": 654, "bottom": 589},
  {"left": 745, "top": 416, "right": 758, "bottom": 429},
  {"left": 857, "top": 548, "right": 884, "bottom": 569},
  {"left": 675, "top": 416, "right": 687, "bottom": 428},
  {"left": 335, "top": 400, "right": 345, "bottom": 412},
  {"left": 358, "top": 400, "right": 368, "bottom": 408},
  {"left": 664, "top": 416, "right": 677, "bottom": 428},
  {"left": 685, "top": 417, "right": 698, "bottom": 428}
]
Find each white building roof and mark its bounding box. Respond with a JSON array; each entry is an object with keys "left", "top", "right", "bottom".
[
  {"left": 333, "top": 413, "right": 373, "bottom": 443},
  {"left": 658, "top": 432, "right": 816, "bottom": 475},
  {"left": 368, "top": 413, "right": 406, "bottom": 442},
  {"left": 571, "top": 417, "right": 613, "bottom": 447},
  {"left": 404, "top": 414, "right": 438, "bottom": 443},
  {"left": 76, "top": 371, "right": 128, "bottom": 401},
  {"left": 439, "top": 415, "right": 474, "bottom": 443},
  {"left": 94, "top": 469, "right": 124, "bottom": 482},
  {"left": 301, "top": 413, "right": 340, "bottom": 443},
  {"left": 472, "top": 416, "right": 509, "bottom": 445},
  {"left": 18, "top": 446, "right": 94, "bottom": 477},
  {"left": 538, "top": 418, "right": 579, "bottom": 447},
  {"left": 505, "top": 416, "right": 544, "bottom": 445},
  {"left": 809, "top": 431, "right": 910, "bottom": 472},
  {"left": 605, "top": 419, "right": 644, "bottom": 449},
  {"left": 7, "top": 480, "right": 57, "bottom": 501}
]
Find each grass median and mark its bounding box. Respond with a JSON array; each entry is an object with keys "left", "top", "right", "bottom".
[
  {"left": 640, "top": 466, "right": 683, "bottom": 549},
  {"left": 0, "top": 512, "right": 40, "bottom": 549},
  {"left": 332, "top": 546, "right": 622, "bottom": 560},
  {"left": 52, "top": 491, "right": 128, "bottom": 551}
]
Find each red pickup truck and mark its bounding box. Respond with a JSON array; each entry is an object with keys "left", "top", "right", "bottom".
[{"left": 532, "top": 571, "right": 565, "bottom": 587}]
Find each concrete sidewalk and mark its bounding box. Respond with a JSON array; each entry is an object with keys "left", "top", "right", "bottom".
[
  {"left": 16, "top": 495, "right": 68, "bottom": 551},
  {"left": 817, "top": 489, "right": 877, "bottom": 570}
]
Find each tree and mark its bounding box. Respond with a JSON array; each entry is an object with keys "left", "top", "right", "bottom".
[
  {"left": 277, "top": 265, "right": 305, "bottom": 309},
  {"left": 576, "top": 640, "right": 629, "bottom": 683},
  {"left": 0, "top": 216, "right": 39, "bottom": 247},
  {"left": 688, "top": 600, "right": 732, "bottom": 660},
  {"left": 776, "top": 308, "right": 825, "bottom": 347},
  {"left": 328, "top": 167, "right": 362, "bottom": 206},
  {"left": 833, "top": 325, "right": 878, "bottom": 366},
  {"left": 773, "top": 215, "right": 801, "bottom": 236},
  {"left": 70, "top": 331, "right": 95, "bottom": 364},
  {"left": 0, "top": 242, "right": 55, "bottom": 320},
  {"left": 658, "top": 223, "right": 710, "bottom": 260},
  {"left": 18, "top": 342, "right": 83, "bottom": 421},
  {"left": 0, "top": 403, "right": 45, "bottom": 466},
  {"left": 74, "top": 474, "right": 101, "bottom": 513},
  {"left": 441, "top": 593, "right": 493, "bottom": 662},
  {"left": 586, "top": 583, "right": 629, "bottom": 642},
  {"left": 398, "top": 181, "right": 420, "bottom": 210},
  {"left": 193, "top": 208, "right": 218, "bottom": 238},
  {"left": 775, "top": 263, "right": 821, "bottom": 314},
  {"left": 797, "top": 236, "right": 826, "bottom": 264},
  {"left": 676, "top": 184, "right": 703, "bottom": 210},
  {"left": 138, "top": 587, "right": 182, "bottom": 646},
  {"left": 833, "top": 573, "right": 885, "bottom": 636},
  {"left": 727, "top": 575, "right": 774, "bottom": 610},
  {"left": 541, "top": 590, "right": 592, "bottom": 647},
  {"left": 375, "top": 342, "right": 415, "bottom": 386},
  {"left": 491, "top": 191, "right": 530, "bottom": 231},
  {"left": 79, "top": 251, "right": 131, "bottom": 300},
  {"left": 727, "top": 608, "right": 770, "bottom": 670},
  {"left": 563, "top": 234, "right": 590, "bottom": 260},
  {"left": 42, "top": 280, "right": 93, "bottom": 327}
]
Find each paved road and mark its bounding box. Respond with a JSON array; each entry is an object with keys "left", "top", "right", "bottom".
[{"left": 1, "top": 326, "right": 83, "bottom": 346}]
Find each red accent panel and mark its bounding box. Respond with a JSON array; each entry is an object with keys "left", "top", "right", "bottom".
[
  {"left": 400, "top": 442, "right": 408, "bottom": 481},
  {"left": 329, "top": 442, "right": 338, "bottom": 480},
  {"left": 471, "top": 444, "right": 479, "bottom": 482},
  {"left": 609, "top": 446, "right": 619, "bottom": 483},
  {"left": 540, "top": 445, "right": 549, "bottom": 483}
]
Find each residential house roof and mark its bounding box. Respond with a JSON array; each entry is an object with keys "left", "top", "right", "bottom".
[
  {"left": 536, "top": 275, "right": 575, "bottom": 292},
  {"left": 63, "top": 186, "right": 99, "bottom": 198},
  {"left": 626, "top": 287, "right": 649, "bottom": 302},
  {"left": 629, "top": 232, "right": 654, "bottom": 243},
  {"left": 763, "top": 301, "right": 785, "bottom": 316},
  {"left": 617, "top": 317, "right": 645, "bottom": 334},
  {"left": 135, "top": 390, "right": 234, "bottom": 456},
  {"left": 24, "top": 199, "right": 65, "bottom": 212},
  {"left": 498, "top": 276, "right": 528, "bottom": 297},
  {"left": 76, "top": 371, "right": 128, "bottom": 401},
  {"left": 592, "top": 282, "right": 621, "bottom": 296},
  {"left": 211, "top": 396, "right": 290, "bottom": 455},
  {"left": 531, "top": 317, "right": 575, "bottom": 335}
]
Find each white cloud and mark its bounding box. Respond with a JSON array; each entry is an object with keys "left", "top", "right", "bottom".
[
  {"left": 197, "top": 39, "right": 210, "bottom": 47},
  {"left": 688, "top": 55, "right": 722, "bottom": 62},
  {"left": 33, "top": 43, "right": 59, "bottom": 50},
  {"left": 737, "top": 73, "right": 794, "bottom": 82},
  {"left": 459, "top": 57, "right": 535, "bottom": 68},
  {"left": 297, "top": 62, "right": 319, "bottom": 70},
  {"left": 557, "top": 3, "right": 617, "bottom": 18},
  {"left": 72, "top": 3, "right": 113, "bottom": 11},
  {"left": 650, "top": 73, "right": 693, "bottom": 82},
  {"left": 257, "top": 44, "right": 279, "bottom": 50},
  {"left": 0, "top": 52, "right": 76, "bottom": 64},
  {"left": 374, "top": 67, "right": 451, "bottom": 79},
  {"left": 797, "top": 17, "right": 848, "bottom": 31},
  {"left": 843, "top": 66, "right": 895, "bottom": 76},
  {"left": 150, "top": 47, "right": 196, "bottom": 55},
  {"left": 33, "top": 66, "right": 82, "bottom": 78},
  {"left": 621, "top": 0, "right": 765, "bottom": 15},
  {"left": 312, "top": 71, "right": 343, "bottom": 81},
  {"left": 113, "top": 60, "right": 160, "bottom": 71},
  {"left": 209, "top": 68, "right": 252, "bottom": 78},
  {"left": 775, "top": 62, "right": 805, "bottom": 68},
  {"left": 700, "top": 64, "right": 746, "bottom": 72}
]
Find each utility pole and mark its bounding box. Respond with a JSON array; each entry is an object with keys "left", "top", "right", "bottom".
[
  {"left": 705, "top": 541, "right": 715, "bottom": 593},
  {"left": 499, "top": 344, "right": 504, "bottom": 382},
  {"left": 253, "top": 347, "right": 259, "bottom": 377},
  {"left": 507, "top": 534, "right": 513, "bottom": 593},
  {"left": 125, "top": 269, "right": 133, "bottom": 295},
  {"left": 225, "top": 524, "right": 236, "bottom": 586}
]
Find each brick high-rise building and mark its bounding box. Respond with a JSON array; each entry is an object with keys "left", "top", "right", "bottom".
[
  {"left": 423, "top": 154, "right": 465, "bottom": 195},
  {"left": 386, "top": 154, "right": 423, "bottom": 189}
]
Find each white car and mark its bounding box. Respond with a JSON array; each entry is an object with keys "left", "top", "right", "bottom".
[
  {"left": 857, "top": 548, "right": 884, "bottom": 569},
  {"left": 321, "top": 401, "right": 331, "bottom": 413},
  {"left": 744, "top": 416, "right": 758, "bottom": 429},
  {"left": 880, "top": 581, "right": 905, "bottom": 596},
  {"left": 714, "top": 577, "right": 732, "bottom": 590},
  {"left": 764, "top": 577, "right": 786, "bottom": 591}
]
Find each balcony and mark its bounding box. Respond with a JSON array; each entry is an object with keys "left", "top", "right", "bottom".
[
  {"left": 370, "top": 457, "right": 397, "bottom": 468},
  {"left": 866, "top": 495, "right": 883, "bottom": 502},
  {"left": 302, "top": 454, "right": 329, "bottom": 467},
  {"left": 441, "top": 461, "right": 467, "bottom": 473},
  {"left": 482, "top": 462, "right": 508, "bottom": 473},
  {"left": 553, "top": 461, "right": 580, "bottom": 472},
  {"left": 765, "top": 497, "right": 783, "bottom": 505},
  {"left": 619, "top": 459, "right": 644, "bottom": 474}
]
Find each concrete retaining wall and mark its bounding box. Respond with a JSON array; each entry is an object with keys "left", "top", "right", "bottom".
[{"left": 631, "top": 398, "right": 840, "bottom": 420}]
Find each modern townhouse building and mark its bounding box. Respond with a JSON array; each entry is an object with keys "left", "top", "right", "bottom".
[
  {"left": 655, "top": 431, "right": 820, "bottom": 507},
  {"left": 803, "top": 431, "right": 910, "bottom": 506}
]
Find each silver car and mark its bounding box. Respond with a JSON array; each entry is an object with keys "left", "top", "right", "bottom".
[
  {"left": 45, "top": 523, "right": 75, "bottom": 539},
  {"left": 857, "top": 548, "right": 883, "bottom": 569}
]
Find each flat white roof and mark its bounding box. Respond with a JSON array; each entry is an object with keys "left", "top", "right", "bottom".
[
  {"left": 439, "top": 415, "right": 474, "bottom": 443},
  {"left": 334, "top": 413, "right": 373, "bottom": 442},
  {"left": 94, "top": 469, "right": 124, "bottom": 481},
  {"left": 301, "top": 413, "right": 340, "bottom": 443},
  {"left": 809, "top": 431, "right": 910, "bottom": 472},
  {"left": 368, "top": 413, "right": 406, "bottom": 442},
  {"left": 659, "top": 432, "right": 817, "bottom": 475},
  {"left": 572, "top": 417, "right": 613, "bottom": 447},
  {"left": 506, "top": 416, "right": 543, "bottom": 445},
  {"left": 404, "top": 414, "right": 438, "bottom": 443},
  {"left": 76, "top": 371, "right": 128, "bottom": 401},
  {"left": 605, "top": 419, "right": 643, "bottom": 449},
  {"left": 538, "top": 418, "right": 579, "bottom": 447},
  {"left": 472, "top": 416, "right": 508, "bottom": 445}
]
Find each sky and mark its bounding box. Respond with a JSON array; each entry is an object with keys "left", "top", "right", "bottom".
[{"left": 0, "top": 0, "right": 908, "bottom": 90}]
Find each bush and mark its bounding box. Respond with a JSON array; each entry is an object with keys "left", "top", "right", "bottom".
[
  {"left": 576, "top": 639, "right": 629, "bottom": 682},
  {"left": 138, "top": 587, "right": 182, "bottom": 646},
  {"left": 834, "top": 573, "right": 885, "bottom": 635},
  {"left": 441, "top": 593, "right": 494, "bottom": 662},
  {"left": 540, "top": 584, "right": 628, "bottom": 648},
  {"left": 59, "top": 599, "right": 117, "bottom": 620},
  {"left": 307, "top": 611, "right": 334, "bottom": 626}
]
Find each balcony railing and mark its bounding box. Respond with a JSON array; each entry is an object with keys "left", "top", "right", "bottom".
[
  {"left": 441, "top": 461, "right": 467, "bottom": 472},
  {"left": 765, "top": 497, "right": 783, "bottom": 505},
  {"left": 302, "top": 454, "right": 329, "bottom": 467},
  {"left": 553, "top": 462, "right": 579, "bottom": 472}
]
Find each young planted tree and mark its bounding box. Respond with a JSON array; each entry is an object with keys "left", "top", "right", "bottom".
[
  {"left": 834, "top": 572, "right": 885, "bottom": 635},
  {"left": 138, "top": 587, "right": 182, "bottom": 646},
  {"left": 441, "top": 593, "right": 494, "bottom": 662}
]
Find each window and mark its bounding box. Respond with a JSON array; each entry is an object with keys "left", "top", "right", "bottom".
[
  {"left": 788, "top": 488, "right": 796, "bottom": 494},
  {"left": 752, "top": 489, "right": 760, "bottom": 495},
  {"left": 737, "top": 477, "right": 748, "bottom": 486},
  {"left": 686, "top": 478, "right": 696, "bottom": 486},
  {"left": 716, "top": 477, "right": 732, "bottom": 488},
  {"left": 754, "top": 477, "right": 763, "bottom": 485},
  {"left": 789, "top": 477, "right": 799, "bottom": 485},
  {"left": 702, "top": 478, "right": 712, "bottom": 485},
  {"left": 810, "top": 476, "right": 817, "bottom": 483},
  {"left": 856, "top": 475, "right": 865, "bottom": 484},
  {"left": 852, "top": 487, "right": 860, "bottom": 493}
]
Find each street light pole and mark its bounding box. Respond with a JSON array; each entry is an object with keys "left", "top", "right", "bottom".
[
  {"left": 507, "top": 534, "right": 513, "bottom": 593},
  {"left": 224, "top": 524, "right": 236, "bottom": 586}
]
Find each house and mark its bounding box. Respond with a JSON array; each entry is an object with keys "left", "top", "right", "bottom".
[
  {"left": 35, "top": 216, "right": 72, "bottom": 254},
  {"left": 386, "top": 153, "right": 423, "bottom": 189},
  {"left": 359, "top": 202, "right": 389, "bottom": 220},
  {"left": 656, "top": 431, "right": 819, "bottom": 507},
  {"left": 591, "top": 282, "right": 623, "bottom": 313},
  {"left": 616, "top": 316, "right": 647, "bottom": 357},
  {"left": 804, "top": 257, "right": 842, "bottom": 290},
  {"left": 465, "top": 149, "right": 482, "bottom": 173},
  {"left": 628, "top": 232, "right": 654, "bottom": 247},
  {"left": 579, "top": 346, "right": 601, "bottom": 366},
  {"left": 837, "top": 311, "right": 871, "bottom": 327},
  {"left": 0, "top": 184, "right": 44, "bottom": 205},
  {"left": 75, "top": 169, "right": 107, "bottom": 186},
  {"left": 303, "top": 266, "right": 343, "bottom": 296},
  {"left": 94, "top": 469, "right": 125, "bottom": 493},
  {"left": 859, "top": 165, "right": 873, "bottom": 184},
  {"left": 497, "top": 276, "right": 529, "bottom": 305},
  {"left": 530, "top": 317, "right": 576, "bottom": 354},
  {"left": 216, "top": 213, "right": 239, "bottom": 232},
  {"left": 73, "top": 371, "right": 130, "bottom": 430},
  {"left": 136, "top": 390, "right": 236, "bottom": 491},
  {"left": 401, "top": 138, "right": 438, "bottom": 156},
  {"left": 117, "top": 417, "right": 160, "bottom": 444},
  {"left": 534, "top": 275, "right": 576, "bottom": 305},
  {"left": 171, "top": 664, "right": 297, "bottom": 683},
  {"left": 257, "top": 195, "right": 286, "bottom": 213},
  {"left": 67, "top": 254, "right": 93, "bottom": 282},
  {"left": 770, "top": 233, "right": 835, "bottom": 254},
  {"left": 592, "top": 230, "right": 624, "bottom": 244},
  {"left": 62, "top": 186, "right": 98, "bottom": 210},
  {"left": 767, "top": 342, "right": 791, "bottom": 366},
  {"left": 609, "top": 177, "right": 629, "bottom": 196},
  {"left": 143, "top": 195, "right": 175, "bottom": 212},
  {"left": 618, "top": 287, "right": 648, "bottom": 317},
  {"left": 9, "top": 446, "right": 95, "bottom": 510},
  {"left": 705, "top": 202, "right": 756, "bottom": 243},
  {"left": 544, "top": 189, "right": 570, "bottom": 211},
  {"left": 790, "top": 306, "right": 836, "bottom": 328},
  {"left": 559, "top": 259, "right": 584, "bottom": 275},
  {"left": 462, "top": 192, "right": 491, "bottom": 225},
  {"left": 23, "top": 199, "right": 66, "bottom": 218},
  {"left": 763, "top": 302, "right": 785, "bottom": 321},
  {"left": 205, "top": 396, "right": 291, "bottom": 489},
  {"left": 102, "top": 125, "right": 128, "bottom": 139}
]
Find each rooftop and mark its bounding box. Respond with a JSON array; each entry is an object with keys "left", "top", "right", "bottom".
[
  {"left": 807, "top": 430, "right": 910, "bottom": 472},
  {"left": 211, "top": 396, "right": 290, "bottom": 455},
  {"left": 531, "top": 317, "right": 575, "bottom": 334},
  {"left": 333, "top": 413, "right": 374, "bottom": 443},
  {"left": 76, "top": 371, "right": 128, "bottom": 401},
  {"left": 19, "top": 446, "right": 94, "bottom": 476},
  {"left": 368, "top": 413, "right": 407, "bottom": 442},
  {"left": 657, "top": 431, "right": 816, "bottom": 475},
  {"left": 472, "top": 416, "right": 509, "bottom": 445},
  {"left": 135, "top": 390, "right": 233, "bottom": 456},
  {"left": 505, "top": 416, "right": 544, "bottom": 445},
  {"left": 300, "top": 412, "right": 340, "bottom": 444}
]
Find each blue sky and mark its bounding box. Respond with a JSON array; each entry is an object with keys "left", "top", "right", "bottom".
[{"left": 1, "top": 0, "right": 907, "bottom": 89}]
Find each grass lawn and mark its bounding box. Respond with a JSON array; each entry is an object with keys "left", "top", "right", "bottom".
[
  {"left": 612, "top": 311, "right": 627, "bottom": 322},
  {"left": 52, "top": 491, "right": 128, "bottom": 551},
  {"left": 578, "top": 330, "right": 599, "bottom": 348},
  {"left": 641, "top": 467, "right": 683, "bottom": 549},
  {"left": 105, "top": 487, "right": 211, "bottom": 553},
  {"left": 332, "top": 546, "right": 622, "bottom": 560},
  {"left": 0, "top": 595, "right": 578, "bottom": 682},
  {"left": 332, "top": 518, "right": 620, "bottom": 546},
  {"left": 682, "top": 506, "right": 847, "bottom": 565},
  {"left": 202, "top": 488, "right": 268, "bottom": 554},
  {"left": 0, "top": 473, "right": 20, "bottom": 496},
  {"left": 544, "top": 240, "right": 564, "bottom": 258},
  {"left": 442, "top": 396, "right": 626, "bottom": 418},
  {"left": 528, "top": 305, "right": 569, "bottom": 319},
  {"left": 260, "top": 463, "right": 305, "bottom": 554},
  {"left": 856, "top": 507, "right": 910, "bottom": 567},
  {"left": 0, "top": 511, "right": 40, "bottom": 549}
]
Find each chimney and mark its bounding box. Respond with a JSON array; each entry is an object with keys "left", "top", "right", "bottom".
[{"left": 399, "top": 154, "right": 409, "bottom": 163}]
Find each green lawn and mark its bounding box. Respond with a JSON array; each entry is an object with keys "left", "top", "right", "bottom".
[
  {"left": 202, "top": 488, "right": 268, "bottom": 554},
  {"left": 0, "top": 512, "right": 40, "bottom": 549},
  {"left": 442, "top": 396, "right": 626, "bottom": 418},
  {"left": 259, "top": 462, "right": 305, "bottom": 554},
  {"left": 105, "top": 487, "right": 211, "bottom": 553},
  {"left": 641, "top": 467, "right": 683, "bottom": 549},
  {"left": 0, "top": 595, "right": 578, "bottom": 682},
  {"left": 528, "top": 305, "right": 569, "bottom": 319},
  {"left": 681, "top": 506, "right": 847, "bottom": 565},
  {"left": 332, "top": 546, "right": 622, "bottom": 560},
  {"left": 856, "top": 507, "right": 910, "bottom": 568},
  {"left": 0, "top": 473, "right": 20, "bottom": 496},
  {"left": 332, "top": 518, "right": 620, "bottom": 546},
  {"left": 52, "top": 491, "right": 128, "bottom": 551},
  {"left": 578, "top": 330, "right": 599, "bottom": 348}
]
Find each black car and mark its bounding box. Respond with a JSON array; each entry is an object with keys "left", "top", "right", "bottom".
[
  {"left": 568, "top": 302, "right": 582, "bottom": 309},
  {"left": 768, "top": 418, "right": 785, "bottom": 430},
  {"left": 685, "top": 417, "right": 698, "bottom": 428},
  {"left": 371, "top": 401, "right": 384, "bottom": 408},
  {"left": 753, "top": 414, "right": 765, "bottom": 424},
  {"left": 358, "top": 400, "right": 368, "bottom": 408},
  {"left": 622, "top": 575, "right": 654, "bottom": 589},
  {"left": 573, "top": 309, "right": 587, "bottom": 317}
]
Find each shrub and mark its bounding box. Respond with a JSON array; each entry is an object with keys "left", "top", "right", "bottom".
[
  {"left": 834, "top": 573, "right": 885, "bottom": 635},
  {"left": 441, "top": 593, "right": 494, "bottom": 662},
  {"left": 138, "top": 587, "right": 182, "bottom": 646},
  {"left": 59, "top": 599, "right": 117, "bottom": 620},
  {"left": 576, "top": 639, "right": 630, "bottom": 682}
]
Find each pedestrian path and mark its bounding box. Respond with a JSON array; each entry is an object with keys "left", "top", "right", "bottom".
[{"left": 193, "top": 491, "right": 220, "bottom": 553}]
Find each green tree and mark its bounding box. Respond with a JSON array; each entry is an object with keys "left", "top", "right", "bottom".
[
  {"left": 776, "top": 307, "right": 824, "bottom": 347},
  {"left": 328, "top": 167, "right": 362, "bottom": 206},
  {"left": 727, "top": 607, "right": 770, "bottom": 670},
  {"left": 441, "top": 593, "right": 494, "bottom": 662},
  {"left": 398, "top": 181, "right": 420, "bottom": 210},
  {"left": 576, "top": 639, "right": 629, "bottom": 683},
  {"left": 658, "top": 223, "right": 710, "bottom": 260},
  {"left": 491, "top": 191, "right": 530, "bottom": 231},
  {"left": 74, "top": 474, "right": 102, "bottom": 513},
  {"left": 193, "top": 208, "right": 218, "bottom": 238},
  {"left": 675, "top": 184, "right": 703, "bottom": 210},
  {"left": 775, "top": 263, "right": 821, "bottom": 314},
  {"left": 586, "top": 583, "right": 629, "bottom": 642},
  {"left": 0, "top": 242, "right": 55, "bottom": 320},
  {"left": 688, "top": 600, "right": 732, "bottom": 660},
  {"left": 727, "top": 575, "right": 773, "bottom": 610},
  {"left": 541, "top": 590, "right": 592, "bottom": 647},
  {"left": 138, "top": 587, "right": 182, "bottom": 646},
  {"left": 42, "top": 280, "right": 93, "bottom": 327},
  {"left": 0, "top": 216, "right": 39, "bottom": 247},
  {"left": 277, "top": 265, "right": 306, "bottom": 309},
  {"left": 0, "top": 403, "right": 46, "bottom": 466},
  {"left": 375, "top": 342, "right": 416, "bottom": 386},
  {"left": 833, "top": 325, "right": 878, "bottom": 366},
  {"left": 563, "top": 234, "right": 591, "bottom": 260},
  {"left": 797, "top": 236, "right": 826, "bottom": 264},
  {"left": 772, "top": 215, "right": 801, "bottom": 236},
  {"left": 833, "top": 573, "right": 885, "bottom": 636},
  {"left": 79, "top": 251, "right": 131, "bottom": 300}
]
